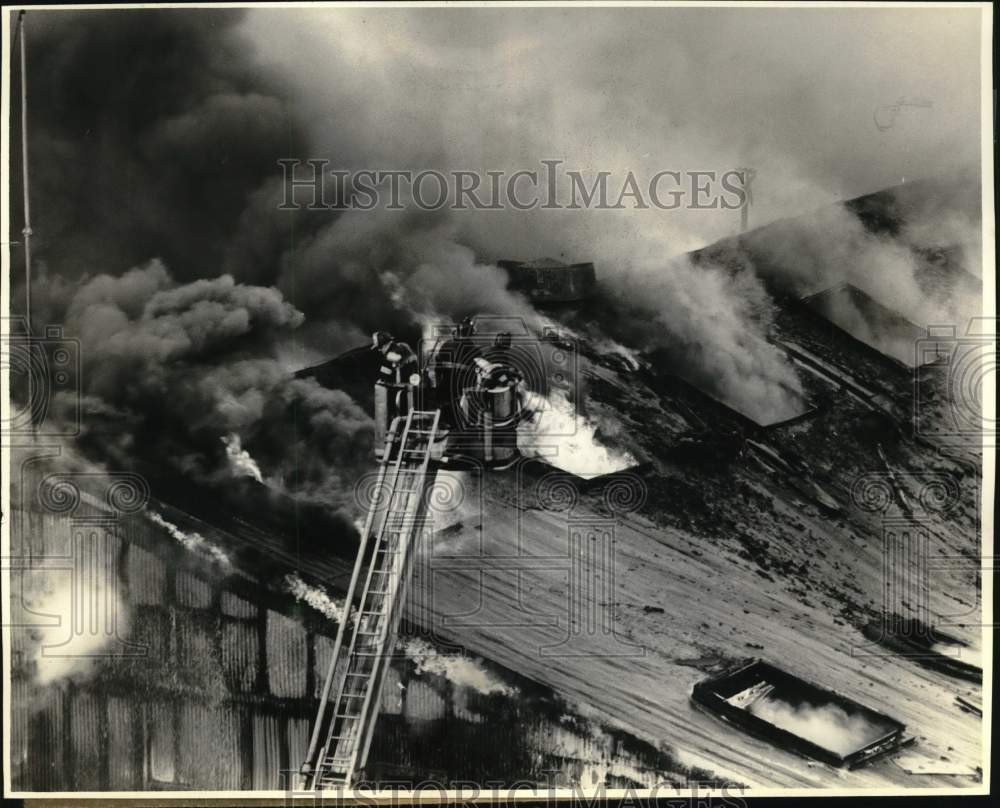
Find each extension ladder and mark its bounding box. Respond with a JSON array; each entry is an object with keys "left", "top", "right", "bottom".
[{"left": 300, "top": 408, "right": 441, "bottom": 790}]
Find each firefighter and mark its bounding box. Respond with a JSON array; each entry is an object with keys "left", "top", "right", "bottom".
[
  {"left": 493, "top": 331, "right": 512, "bottom": 353},
  {"left": 372, "top": 331, "right": 418, "bottom": 387},
  {"left": 473, "top": 355, "right": 521, "bottom": 393},
  {"left": 427, "top": 318, "right": 482, "bottom": 429},
  {"left": 456, "top": 316, "right": 476, "bottom": 339}
]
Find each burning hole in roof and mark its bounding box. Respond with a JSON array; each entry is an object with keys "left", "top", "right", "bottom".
[
  {"left": 692, "top": 660, "right": 912, "bottom": 769},
  {"left": 643, "top": 360, "right": 819, "bottom": 431},
  {"left": 517, "top": 390, "right": 642, "bottom": 480}
]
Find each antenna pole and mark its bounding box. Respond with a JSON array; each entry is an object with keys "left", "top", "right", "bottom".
[
  {"left": 20, "top": 11, "right": 32, "bottom": 329},
  {"left": 18, "top": 11, "right": 35, "bottom": 431},
  {"left": 737, "top": 167, "right": 755, "bottom": 233}
]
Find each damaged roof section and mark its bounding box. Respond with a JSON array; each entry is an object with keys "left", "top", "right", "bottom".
[
  {"left": 692, "top": 660, "right": 911, "bottom": 770},
  {"left": 801, "top": 283, "right": 928, "bottom": 368}
]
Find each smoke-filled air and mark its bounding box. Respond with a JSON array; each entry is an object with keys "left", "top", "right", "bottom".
[{"left": 11, "top": 6, "right": 983, "bottom": 524}]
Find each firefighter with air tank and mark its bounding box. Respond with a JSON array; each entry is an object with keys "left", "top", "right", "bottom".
[
  {"left": 371, "top": 330, "right": 420, "bottom": 458},
  {"left": 370, "top": 318, "right": 526, "bottom": 466}
]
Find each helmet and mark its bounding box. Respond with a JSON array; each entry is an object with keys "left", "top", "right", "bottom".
[
  {"left": 372, "top": 331, "right": 393, "bottom": 350},
  {"left": 457, "top": 316, "right": 476, "bottom": 338}
]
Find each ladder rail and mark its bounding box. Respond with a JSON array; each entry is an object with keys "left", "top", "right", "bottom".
[
  {"left": 308, "top": 409, "right": 442, "bottom": 790},
  {"left": 314, "top": 410, "right": 417, "bottom": 782},
  {"left": 350, "top": 409, "right": 440, "bottom": 777},
  {"left": 300, "top": 416, "right": 403, "bottom": 787}
]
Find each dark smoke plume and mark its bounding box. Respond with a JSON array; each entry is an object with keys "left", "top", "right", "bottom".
[
  {"left": 10, "top": 7, "right": 983, "bottom": 528},
  {"left": 12, "top": 9, "right": 307, "bottom": 286}
]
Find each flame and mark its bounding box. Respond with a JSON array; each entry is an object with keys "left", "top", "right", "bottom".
[
  {"left": 518, "top": 390, "right": 637, "bottom": 479},
  {"left": 145, "top": 511, "right": 231, "bottom": 567},
  {"left": 285, "top": 572, "right": 353, "bottom": 624},
  {"left": 23, "top": 568, "right": 129, "bottom": 685}
]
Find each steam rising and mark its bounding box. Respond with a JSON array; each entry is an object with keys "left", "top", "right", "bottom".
[
  {"left": 748, "top": 696, "right": 889, "bottom": 757},
  {"left": 606, "top": 253, "right": 808, "bottom": 423},
  {"left": 15, "top": 8, "right": 983, "bottom": 527}
]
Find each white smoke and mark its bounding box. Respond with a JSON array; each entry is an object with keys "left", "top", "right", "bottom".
[
  {"left": 242, "top": 6, "right": 981, "bottom": 251},
  {"left": 285, "top": 572, "right": 353, "bottom": 624},
  {"left": 747, "top": 696, "right": 888, "bottom": 757},
  {"left": 240, "top": 7, "right": 980, "bottom": 424},
  {"left": 23, "top": 569, "right": 130, "bottom": 686},
  {"left": 221, "top": 433, "right": 265, "bottom": 482},
  {"left": 519, "top": 390, "right": 637, "bottom": 479},
  {"left": 550, "top": 713, "right": 665, "bottom": 787},
  {"left": 145, "top": 510, "right": 231, "bottom": 567},
  {"left": 748, "top": 200, "right": 982, "bottom": 330},
  {"left": 605, "top": 252, "right": 808, "bottom": 424},
  {"left": 404, "top": 637, "right": 517, "bottom": 696}
]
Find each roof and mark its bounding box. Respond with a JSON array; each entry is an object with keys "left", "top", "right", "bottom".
[{"left": 520, "top": 257, "right": 570, "bottom": 270}]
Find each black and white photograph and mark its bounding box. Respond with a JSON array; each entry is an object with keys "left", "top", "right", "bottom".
[{"left": 1, "top": 1, "right": 993, "bottom": 800}]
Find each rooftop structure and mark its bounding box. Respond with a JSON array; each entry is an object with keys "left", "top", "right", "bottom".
[{"left": 498, "top": 258, "right": 596, "bottom": 303}]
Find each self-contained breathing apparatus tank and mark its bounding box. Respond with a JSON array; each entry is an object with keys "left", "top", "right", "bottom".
[
  {"left": 455, "top": 354, "right": 522, "bottom": 466},
  {"left": 372, "top": 320, "right": 527, "bottom": 467}
]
